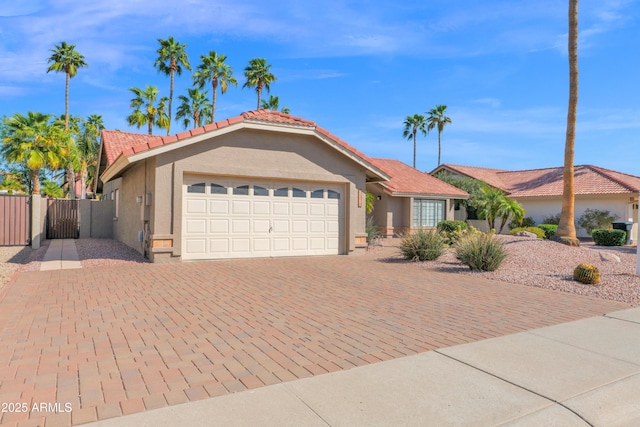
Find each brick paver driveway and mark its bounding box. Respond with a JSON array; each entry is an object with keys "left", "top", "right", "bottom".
[{"left": 0, "top": 247, "right": 629, "bottom": 426}]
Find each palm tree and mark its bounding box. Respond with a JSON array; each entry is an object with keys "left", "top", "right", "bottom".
[
  {"left": 476, "top": 186, "right": 507, "bottom": 231},
  {"left": 127, "top": 86, "right": 170, "bottom": 135},
  {"left": 557, "top": 0, "right": 580, "bottom": 247},
  {"left": 426, "top": 105, "right": 452, "bottom": 166},
  {"left": 46, "top": 41, "right": 88, "bottom": 131},
  {"left": 1, "top": 112, "right": 64, "bottom": 195},
  {"left": 243, "top": 58, "right": 277, "bottom": 110},
  {"left": 402, "top": 114, "right": 427, "bottom": 169},
  {"left": 497, "top": 197, "right": 525, "bottom": 234},
  {"left": 261, "top": 95, "right": 290, "bottom": 114},
  {"left": 76, "top": 115, "right": 103, "bottom": 199},
  {"left": 193, "top": 51, "right": 237, "bottom": 123},
  {"left": 154, "top": 37, "right": 191, "bottom": 135},
  {"left": 176, "top": 88, "right": 212, "bottom": 130}
]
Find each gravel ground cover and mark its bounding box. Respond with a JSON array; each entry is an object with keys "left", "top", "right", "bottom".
[
  {"left": 407, "top": 235, "right": 640, "bottom": 306},
  {"left": 0, "top": 242, "right": 49, "bottom": 289},
  {"left": 74, "top": 238, "right": 149, "bottom": 267}
]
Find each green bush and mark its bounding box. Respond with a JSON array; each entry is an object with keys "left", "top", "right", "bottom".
[
  {"left": 365, "top": 217, "right": 381, "bottom": 246},
  {"left": 399, "top": 229, "right": 445, "bottom": 261},
  {"left": 455, "top": 233, "right": 507, "bottom": 271},
  {"left": 507, "top": 216, "right": 535, "bottom": 230},
  {"left": 577, "top": 209, "right": 619, "bottom": 235},
  {"left": 437, "top": 220, "right": 468, "bottom": 245},
  {"left": 537, "top": 224, "right": 558, "bottom": 239},
  {"left": 509, "top": 226, "right": 546, "bottom": 239},
  {"left": 543, "top": 213, "right": 561, "bottom": 225},
  {"left": 592, "top": 229, "right": 626, "bottom": 246}
]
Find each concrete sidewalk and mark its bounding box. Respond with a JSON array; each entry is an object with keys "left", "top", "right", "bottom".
[
  {"left": 40, "top": 239, "right": 81, "bottom": 270},
  {"left": 83, "top": 307, "right": 640, "bottom": 427}
]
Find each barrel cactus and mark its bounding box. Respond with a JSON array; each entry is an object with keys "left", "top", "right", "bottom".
[{"left": 573, "top": 263, "right": 601, "bottom": 285}]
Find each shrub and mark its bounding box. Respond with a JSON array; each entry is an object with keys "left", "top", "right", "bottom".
[
  {"left": 399, "top": 229, "right": 445, "bottom": 261},
  {"left": 508, "top": 216, "right": 535, "bottom": 230},
  {"left": 537, "top": 224, "right": 558, "bottom": 239},
  {"left": 573, "top": 263, "right": 601, "bottom": 285},
  {"left": 592, "top": 229, "right": 626, "bottom": 246},
  {"left": 543, "top": 213, "right": 561, "bottom": 225},
  {"left": 437, "top": 220, "right": 468, "bottom": 245},
  {"left": 365, "top": 217, "right": 381, "bottom": 246},
  {"left": 455, "top": 233, "right": 507, "bottom": 271},
  {"left": 509, "top": 226, "right": 546, "bottom": 239},
  {"left": 577, "top": 209, "right": 619, "bottom": 235}
]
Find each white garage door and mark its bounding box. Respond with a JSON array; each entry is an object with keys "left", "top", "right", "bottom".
[{"left": 182, "top": 176, "right": 345, "bottom": 260}]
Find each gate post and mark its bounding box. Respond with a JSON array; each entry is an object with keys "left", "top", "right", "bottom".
[{"left": 31, "top": 194, "right": 41, "bottom": 249}]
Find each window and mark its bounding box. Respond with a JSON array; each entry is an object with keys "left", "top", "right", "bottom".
[
  {"left": 210, "top": 183, "right": 227, "bottom": 194},
  {"left": 327, "top": 190, "right": 340, "bottom": 199},
  {"left": 233, "top": 185, "right": 249, "bottom": 195},
  {"left": 274, "top": 187, "right": 288, "bottom": 197},
  {"left": 187, "top": 183, "right": 206, "bottom": 193},
  {"left": 466, "top": 206, "right": 479, "bottom": 220},
  {"left": 253, "top": 186, "right": 268, "bottom": 196},
  {"left": 413, "top": 199, "right": 445, "bottom": 227},
  {"left": 311, "top": 189, "right": 324, "bottom": 199},
  {"left": 292, "top": 188, "right": 306, "bottom": 198}
]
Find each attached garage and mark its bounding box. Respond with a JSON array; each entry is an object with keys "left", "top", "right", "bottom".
[
  {"left": 183, "top": 176, "right": 344, "bottom": 259},
  {"left": 97, "top": 110, "right": 389, "bottom": 262}
]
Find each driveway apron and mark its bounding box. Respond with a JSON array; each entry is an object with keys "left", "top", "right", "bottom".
[{"left": 0, "top": 251, "right": 629, "bottom": 426}]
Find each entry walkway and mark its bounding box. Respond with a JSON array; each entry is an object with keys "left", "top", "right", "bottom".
[
  {"left": 84, "top": 307, "right": 640, "bottom": 426},
  {"left": 40, "top": 239, "right": 82, "bottom": 270}
]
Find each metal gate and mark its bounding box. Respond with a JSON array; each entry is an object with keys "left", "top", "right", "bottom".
[
  {"left": 0, "top": 195, "right": 31, "bottom": 246},
  {"left": 47, "top": 199, "right": 79, "bottom": 239}
]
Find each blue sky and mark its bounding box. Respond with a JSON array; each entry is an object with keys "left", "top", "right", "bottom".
[{"left": 1, "top": 0, "right": 638, "bottom": 175}]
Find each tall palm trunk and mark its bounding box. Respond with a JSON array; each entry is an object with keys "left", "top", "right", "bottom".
[
  {"left": 437, "top": 131, "right": 442, "bottom": 166},
  {"left": 31, "top": 169, "right": 40, "bottom": 196},
  {"left": 168, "top": 70, "right": 174, "bottom": 135},
  {"left": 257, "top": 82, "right": 263, "bottom": 110},
  {"left": 212, "top": 80, "right": 218, "bottom": 123},
  {"left": 557, "top": 0, "right": 580, "bottom": 246},
  {"left": 65, "top": 71, "right": 70, "bottom": 130},
  {"left": 412, "top": 125, "right": 417, "bottom": 168}
]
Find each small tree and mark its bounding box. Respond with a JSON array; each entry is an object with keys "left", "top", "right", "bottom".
[{"left": 577, "top": 209, "right": 618, "bottom": 235}]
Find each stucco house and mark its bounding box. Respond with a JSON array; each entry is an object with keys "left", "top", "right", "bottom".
[
  {"left": 366, "top": 158, "right": 468, "bottom": 237},
  {"left": 95, "top": 110, "right": 466, "bottom": 262},
  {"left": 432, "top": 164, "right": 640, "bottom": 240}
]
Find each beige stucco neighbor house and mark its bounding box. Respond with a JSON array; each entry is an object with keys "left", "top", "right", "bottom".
[
  {"left": 366, "top": 158, "right": 469, "bottom": 237},
  {"left": 432, "top": 164, "right": 640, "bottom": 240}
]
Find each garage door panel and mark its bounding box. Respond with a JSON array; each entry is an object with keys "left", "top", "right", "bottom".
[
  {"left": 292, "top": 238, "right": 308, "bottom": 250},
  {"left": 253, "top": 220, "right": 270, "bottom": 233},
  {"left": 273, "top": 202, "right": 289, "bottom": 215},
  {"left": 292, "top": 220, "right": 307, "bottom": 233},
  {"left": 310, "top": 221, "right": 325, "bottom": 233},
  {"left": 210, "top": 200, "right": 229, "bottom": 214},
  {"left": 186, "top": 199, "right": 207, "bottom": 214},
  {"left": 310, "top": 238, "right": 325, "bottom": 250},
  {"left": 272, "top": 220, "right": 289, "bottom": 233},
  {"left": 183, "top": 177, "right": 343, "bottom": 260},
  {"left": 209, "top": 239, "right": 230, "bottom": 253},
  {"left": 292, "top": 203, "right": 307, "bottom": 215},
  {"left": 272, "top": 238, "right": 290, "bottom": 251},
  {"left": 209, "top": 219, "right": 229, "bottom": 233},
  {"left": 232, "top": 200, "right": 250, "bottom": 215},
  {"left": 232, "top": 219, "right": 250, "bottom": 233},
  {"left": 253, "top": 238, "right": 270, "bottom": 252},
  {"left": 186, "top": 219, "right": 206, "bottom": 234},
  {"left": 185, "top": 239, "right": 206, "bottom": 254},
  {"left": 253, "top": 201, "right": 270, "bottom": 215}
]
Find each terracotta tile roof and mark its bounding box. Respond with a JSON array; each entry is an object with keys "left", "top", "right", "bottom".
[
  {"left": 101, "top": 130, "right": 159, "bottom": 165},
  {"left": 437, "top": 164, "right": 509, "bottom": 190},
  {"left": 437, "top": 163, "right": 640, "bottom": 197},
  {"left": 100, "top": 110, "right": 389, "bottom": 181},
  {"left": 371, "top": 158, "right": 469, "bottom": 197}
]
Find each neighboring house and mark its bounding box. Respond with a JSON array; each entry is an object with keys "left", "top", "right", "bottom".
[
  {"left": 432, "top": 164, "right": 640, "bottom": 240},
  {"left": 95, "top": 110, "right": 395, "bottom": 262},
  {"left": 366, "top": 158, "right": 469, "bottom": 237}
]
